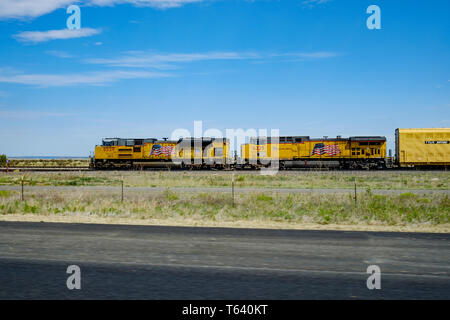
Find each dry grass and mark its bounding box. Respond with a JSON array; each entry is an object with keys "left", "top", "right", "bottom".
[
  {"left": 0, "top": 170, "right": 448, "bottom": 190},
  {"left": 3, "top": 159, "right": 89, "bottom": 168},
  {"left": 1, "top": 171, "right": 448, "bottom": 232},
  {"left": 0, "top": 188, "right": 448, "bottom": 232}
]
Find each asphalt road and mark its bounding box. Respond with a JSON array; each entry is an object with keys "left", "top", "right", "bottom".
[{"left": 0, "top": 221, "right": 449, "bottom": 299}]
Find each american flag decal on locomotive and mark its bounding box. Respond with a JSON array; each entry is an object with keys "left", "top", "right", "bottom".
[
  {"left": 150, "top": 144, "right": 174, "bottom": 156},
  {"left": 311, "top": 143, "right": 341, "bottom": 156}
]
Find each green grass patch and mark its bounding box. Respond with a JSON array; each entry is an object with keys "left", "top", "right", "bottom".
[
  {"left": 0, "top": 171, "right": 448, "bottom": 192},
  {"left": 1, "top": 189, "right": 448, "bottom": 227},
  {"left": 0, "top": 190, "right": 11, "bottom": 197}
]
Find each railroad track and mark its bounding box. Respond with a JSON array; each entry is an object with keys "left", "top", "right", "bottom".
[
  {"left": 0, "top": 166, "right": 446, "bottom": 172},
  {"left": 0, "top": 167, "right": 91, "bottom": 172}
]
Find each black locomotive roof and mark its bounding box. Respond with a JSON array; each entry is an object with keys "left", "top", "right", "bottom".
[
  {"left": 179, "top": 137, "right": 229, "bottom": 143},
  {"left": 349, "top": 136, "right": 386, "bottom": 141},
  {"left": 247, "top": 135, "right": 386, "bottom": 144}
]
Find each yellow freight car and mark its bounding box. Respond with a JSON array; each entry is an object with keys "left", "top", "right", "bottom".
[
  {"left": 241, "top": 136, "right": 387, "bottom": 169},
  {"left": 395, "top": 128, "right": 450, "bottom": 167},
  {"left": 92, "top": 137, "right": 230, "bottom": 169}
]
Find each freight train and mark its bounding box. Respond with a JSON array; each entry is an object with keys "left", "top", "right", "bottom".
[{"left": 90, "top": 128, "right": 450, "bottom": 170}]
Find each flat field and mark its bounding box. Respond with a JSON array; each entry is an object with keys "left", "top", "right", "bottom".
[
  {"left": 0, "top": 170, "right": 448, "bottom": 232},
  {"left": 2, "top": 159, "right": 89, "bottom": 167},
  {"left": 0, "top": 170, "right": 448, "bottom": 189}
]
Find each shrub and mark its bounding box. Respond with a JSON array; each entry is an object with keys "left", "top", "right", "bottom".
[{"left": 0, "top": 154, "right": 6, "bottom": 167}]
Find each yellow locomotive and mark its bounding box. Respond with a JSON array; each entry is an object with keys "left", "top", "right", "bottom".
[
  {"left": 91, "top": 137, "right": 231, "bottom": 169},
  {"left": 241, "top": 135, "right": 387, "bottom": 169}
]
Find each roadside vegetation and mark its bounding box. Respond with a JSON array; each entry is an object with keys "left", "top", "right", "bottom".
[
  {"left": 0, "top": 155, "right": 6, "bottom": 167},
  {"left": 0, "top": 188, "right": 448, "bottom": 230},
  {"left": 1, "top": 159, "right": 89, "bottom": 168},
  {"left": 0, "top": 171, "right": 448, "bottom": 190}
]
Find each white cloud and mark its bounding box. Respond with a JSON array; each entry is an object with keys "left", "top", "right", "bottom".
[
  {"left": 46, "top": 50, "right": 75, "bottom": 58},
  {"left": 89, "top": 0, "right": 204, "bottom": 9},
  {"left": 0, "top": 50, "right": 339, "bottom": 87},
  {"left": 0, "top": 69, "right": 171, "bottom": 87},
  {"left": 86, "top": 50, "right": 338, "bottom": 68},
  {"left": 269, "top": 52, "right": 339, "bottom": 59},
  {"left": 14, "top": 28, "right": 102, "bottom": 43},
  {"left": 0, "top": 0, "right": 205, "bottom": 19},
  {"left": 267, "top": 51, "right": 340, "bottom": 62},
  {"left": 0, "top": 0, "right": 75, "bottom": 19},
  {"left": 303, "top": 0, "right": 333, "bottom": 4},
  {"left": 302, "top": 0, "right": 333, "bottom": 8},
  {"left": 87, "top": 51, "right": 258, "bottom": 68}
]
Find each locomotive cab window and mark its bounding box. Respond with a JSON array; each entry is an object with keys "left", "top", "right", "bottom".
[{"left": 214, "top": 148, "right": 223, "bottom": 157}]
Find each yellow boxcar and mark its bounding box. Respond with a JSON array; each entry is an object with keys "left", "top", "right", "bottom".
[
  {"left": 395, "top": 128, "right": 450, "bottom": 166},
  {"left": 241, "top": 136, "right": 386, "bottom": 169}
]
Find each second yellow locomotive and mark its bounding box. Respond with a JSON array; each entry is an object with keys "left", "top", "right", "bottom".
[{"left": 241, "top": 135, "right": 387, "bottom": 169}]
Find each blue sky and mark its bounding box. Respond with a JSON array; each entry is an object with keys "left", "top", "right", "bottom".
[{"left": 0, "top": 0, "right": 449, "bottom": 156}]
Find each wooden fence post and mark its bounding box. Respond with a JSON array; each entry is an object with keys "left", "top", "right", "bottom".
[
  {"left": 232, "top": 173, "right": 235, "bottom": 207},
  {"left": 21, "top": 176, "right": 24, "bottom": 201},
  {"left": 121, "top": 176, "right": 124, "bottom": 203}
]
